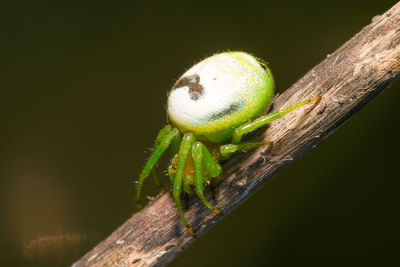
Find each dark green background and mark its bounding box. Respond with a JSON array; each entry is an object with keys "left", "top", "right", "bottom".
[{"left": 1, "top": 1, "right": 399, "bottom": 266}]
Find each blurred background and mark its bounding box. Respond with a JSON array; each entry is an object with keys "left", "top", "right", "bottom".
[{"left": 1, "top": 0, "right": 400, "bottom": 266}]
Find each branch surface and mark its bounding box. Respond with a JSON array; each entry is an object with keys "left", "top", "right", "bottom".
[{"left": 74, "top": 2, "right": 400, "bottom": 266}]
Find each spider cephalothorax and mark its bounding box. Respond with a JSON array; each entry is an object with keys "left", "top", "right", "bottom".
[{"left": 136, "top": 51, "right": 319, "bottom": 235}]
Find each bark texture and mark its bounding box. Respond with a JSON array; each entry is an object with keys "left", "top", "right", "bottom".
[{"left": 74, "top": 2, "right": 400, "bottom": 266}]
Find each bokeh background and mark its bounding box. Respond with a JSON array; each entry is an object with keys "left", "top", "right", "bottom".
[{"left": 1, "top": 1, "right": 400, "bottom": 266}]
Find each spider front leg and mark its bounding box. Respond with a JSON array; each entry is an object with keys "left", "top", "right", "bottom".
[
  {"left": 171, "top": 133, "right": 196, "bottom": 235},
  {"left": 231, "top": 96, "right": 321, "bottom": 144},
  {"left": 191, "top": 142, "right": 221, "bottom": 214},
  {"left": 135, "top": 126, "right": 180, "bottom": 210},
  {"left": 150, "top": 125, "right": 175, "bottom": 192}
]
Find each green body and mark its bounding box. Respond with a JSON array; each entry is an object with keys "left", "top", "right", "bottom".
[{"left": 168, "top": 52, "right": 275, "bottom": 143}]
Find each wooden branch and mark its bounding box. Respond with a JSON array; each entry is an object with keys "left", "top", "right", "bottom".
[{"left": 74, "top": 2, "right": 400, "bottom": 267}]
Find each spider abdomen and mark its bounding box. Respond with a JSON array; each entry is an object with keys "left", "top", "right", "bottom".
[{"left": 167, "top": 51, "right": 274, "bottom": 143}]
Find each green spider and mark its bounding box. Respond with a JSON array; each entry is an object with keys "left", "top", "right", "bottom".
[{"left": 136, "top": 51, "right": 319, "bottom": 235}]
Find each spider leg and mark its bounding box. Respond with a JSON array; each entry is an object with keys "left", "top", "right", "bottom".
[
  {"left": 220, "top": 141, "right": 273, "bottom": 159},
  {"left": 135, "top": 127, "right": 179, "bottom": 210},
  {"left": 183, "top": 174, "right": 194, "bottom": 194},
  {"left": 151, "top": 168, "right": 163, "bottom": 191},
  {"left": 192, "top": 142, "right": 220, "bottom": 214},
  {"left": 170, "top": 133, "right": 182, "bottom": 158},
  {"left": 154, "top": 124, "right": 173, "bottom": 147},
  {"left": 231, "top": 97, "right": 321, "bottom": 144},
  {"left": 197, "top": 142, "right": 222, "bottom": 179},
  {"left": 151, "top": 124, "right": 178, "bottom": 192},
  {"left": 172, "top": 133, "right": 196, "bottom": 235}
]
